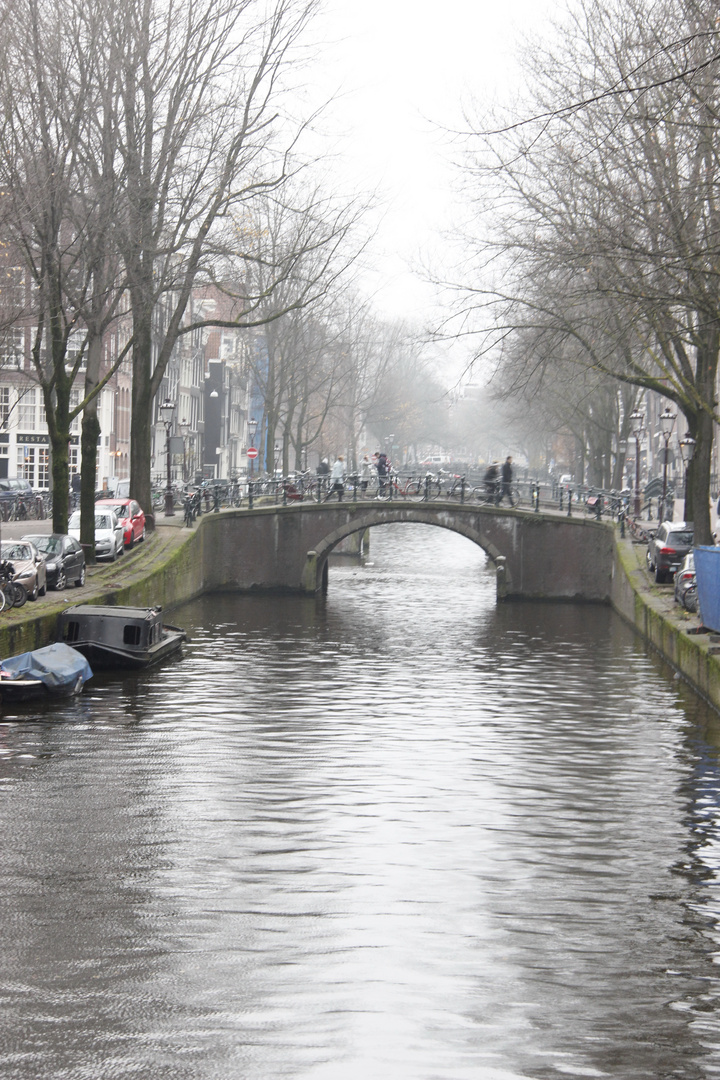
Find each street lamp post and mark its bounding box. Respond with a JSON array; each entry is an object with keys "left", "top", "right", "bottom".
[
  {"left": 658, "top": 405, "right": 676, "bottom": 523},
  {"left": 159, "top": 399, "right": 176, "bottom": 517},
  {"left": 179, "top": 421, "right": 189, "bottom": 483},
  {"left": 248, "top": 417, "right": 257, "bottom": 478},
  {"left": 630, "top": 410, "right": 644, "bottom": 518},
  {"left": 679, "top": 433, "right": 696, "bottom": 523}
]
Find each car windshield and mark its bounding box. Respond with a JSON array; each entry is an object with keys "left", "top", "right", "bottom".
[
  {"left": 28, "top": 536, "right": 60, "bottom": 553},
  {"left": 1, "top": 543, "right": 31, "bottom": 560},
  {"left": 95, "top": 514, "right": 114, "bottom": 530},
  {"left": 104, "top": 503, "right": 127, "bottom": 516},
  {"left": 68, "top": 512, "right": 81, "bottom": 529}
]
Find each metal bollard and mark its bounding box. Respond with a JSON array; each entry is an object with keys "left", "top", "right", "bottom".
[
  {"left": 248, "top": 481, "right": 254, "bottom": 509},
  {"left": 559, "top": 488, "right": 564, "bottom": 512},
  {"left": 213, "top": 486, "right": 220, "bottom": 513},
  {"left": 595, "top": 495, "right": 602, "bottom": 520},
  {"left": 534, "top": 482, "right": 540, "bottom": 513},
  {"left": 460, "top": 476, "right": 466, "bottom": 504},
  {"left": 567, "top": 490, "right": 573, "bottom": 517},
  {"left": 619, "top": 509, "right": 625, "bottom": 538}
]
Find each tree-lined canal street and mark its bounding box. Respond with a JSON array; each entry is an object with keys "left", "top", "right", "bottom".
[{"left": 0, "top": 524, "right": 719, "bottom": 1078}]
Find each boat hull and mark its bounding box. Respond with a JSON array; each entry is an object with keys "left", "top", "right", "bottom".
[
  {"left": 71, "top": 630, "right": 185, "bottom": 671},
  {"left": 57, "top": 606, "right": 187, "bottom": 671},
  {"left": 0, "top": 673, "right": 86, "bottom": 702}
]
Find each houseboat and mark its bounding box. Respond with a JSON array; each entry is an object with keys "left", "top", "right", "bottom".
[{"left": 57, "top": 605, "right": 186, "bottom": 670}]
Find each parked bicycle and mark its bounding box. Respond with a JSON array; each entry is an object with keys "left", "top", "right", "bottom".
[
  {"left": 0, "top": 559, "right": 27, "bottom": 610},
  {"left": 441, "top": 472, "right": 471, "bottom": 500}
]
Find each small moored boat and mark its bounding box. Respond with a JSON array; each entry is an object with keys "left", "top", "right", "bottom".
[
  {"left": 57, "top": 605, "right": 186, "bottom": 670},
  {"left": 0, "top": 642, "right": 92, "bottom": 702}
]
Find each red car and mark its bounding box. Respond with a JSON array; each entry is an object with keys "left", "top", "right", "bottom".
[{"left": 95, "top": 498, "right": 146, "bottom": 548}]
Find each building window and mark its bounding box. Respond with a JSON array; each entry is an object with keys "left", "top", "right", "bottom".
[
  {"left": 17, "top": 387, "right": 36, "bottom": 429},
  {"left": 0, "top": 386, "right": 9, "bottom": 429},
  {"left": 0, "top": 267, "right": 25, "bottom": 316},
  {"left": 69, "top": 389, "right": 80, "bottom": 434},
  {"left": 65, "top": 329, "right": 86, "bottom": 371},
  {"left": 0, "top": 327, "right": 25, "bottom": 368},
  {"left": 17, "top": 445, "right": 34, "bottom": 482},
  {"left": 37, "top": 447, "right": 49, "bottom": 489}
]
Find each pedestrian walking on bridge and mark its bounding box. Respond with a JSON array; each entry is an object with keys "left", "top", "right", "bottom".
[
  {"left": 326, "top": 455, "right": 345, "bottom": 501},
  {"left": 497, "top": 456, "right": 515, "bottom": 506}
]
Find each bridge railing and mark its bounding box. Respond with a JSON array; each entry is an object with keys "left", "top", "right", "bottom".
[{"left": 243, "top": 472, "right": 555, "bottom": 509}]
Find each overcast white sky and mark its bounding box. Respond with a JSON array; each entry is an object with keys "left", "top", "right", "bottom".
[{"left": 309, "top": 0, "right": 558, "bottom": 331}]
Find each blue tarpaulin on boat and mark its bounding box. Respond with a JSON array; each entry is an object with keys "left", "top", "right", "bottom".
[
  {"left": 0, "top": 643, "right": 92, "bottom": 688},
  {"left": 693, "top": 546, "right": 720, "bottom": 631}
]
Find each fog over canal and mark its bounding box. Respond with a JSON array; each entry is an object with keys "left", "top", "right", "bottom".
[{"left": 1, "top": 523, "right": 720, "bottom": 1079}]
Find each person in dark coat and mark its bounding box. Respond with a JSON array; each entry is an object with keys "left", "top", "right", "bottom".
[
  {"left": 497, "top": 456, "right": 515, "bottom": 506},
  {"left": 376, "top": 452, "right": 389, "bottom": 495},
  {"left": 483, "top": 462, "right": 499, "bottom": 499}
]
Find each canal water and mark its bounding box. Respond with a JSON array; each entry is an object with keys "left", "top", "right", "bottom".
[{"left": 1, "top": 524, "right": 720, "bottom": 1079}]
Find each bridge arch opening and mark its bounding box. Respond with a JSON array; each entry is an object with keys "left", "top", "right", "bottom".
[{"left": 305, "top": 512, "right": 508, "bottom": 597}]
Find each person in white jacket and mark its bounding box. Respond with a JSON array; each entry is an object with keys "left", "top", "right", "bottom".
[{"left": 327, "top": 455, "right": 345, "bottom": 501}]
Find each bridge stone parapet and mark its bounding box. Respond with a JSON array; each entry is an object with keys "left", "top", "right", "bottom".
[{"left": 199, "top": 502, "right": 615, "bottom": 602}]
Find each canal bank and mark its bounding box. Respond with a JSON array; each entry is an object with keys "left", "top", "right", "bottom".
[
  {"left": 0, "top": 518, "right": 202, "bottom": 661},
  {"left": 611, "top": 531, "right": 720, "bottom": 710},
  {"left": 0, "top": 510, "right": 718, "bottom": 712}
]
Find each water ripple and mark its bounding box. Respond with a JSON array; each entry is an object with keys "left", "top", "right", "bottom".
[{"left": 0, "top": 525, "right": 717, "bottom": 1078}]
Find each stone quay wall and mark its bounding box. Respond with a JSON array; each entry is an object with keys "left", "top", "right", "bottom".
[{"left": 0, "top": 506, "right": 717, "bottom": 713}]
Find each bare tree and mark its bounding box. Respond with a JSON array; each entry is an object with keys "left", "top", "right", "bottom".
[
  {"left": 0, "top": 0, "right": 127, "bottom": 534},
  {"left": 237, "top": 187, "right": 369, "bottom": 472},
  {"left": 449, "top": 0, "right": 720, "bottom": 542},
  {"left": 106, "top": 0, "right": 331, "bottom": 517}
]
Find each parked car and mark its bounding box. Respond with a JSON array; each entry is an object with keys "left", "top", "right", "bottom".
[
  {"left": 674, "top": 552, "right": 696, "bottom": 605},
  {"left": 68, "top": 509, "right": 124, "bottom": 561},
  {"left": 0, "top": 478, "right": 33, "bottom": 499},
  {"left": 0, "top": 540, "right": 47, "bottom": 601},
  {"left": 0, "top": 478, "right": 36, "bottom": 519},
  {"left": 22, "top": 533, "right": 86, "bottom": 590},
  {"left": 95, "top": 498, "right": 146, "bottom": 548},
  {"left": 647, "top": 521, "right": 694, "bottom": 584}
]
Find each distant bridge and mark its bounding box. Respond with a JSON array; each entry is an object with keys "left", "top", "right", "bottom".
[{"left": 193, "top": 500, "right": 615, "bottom": 602}]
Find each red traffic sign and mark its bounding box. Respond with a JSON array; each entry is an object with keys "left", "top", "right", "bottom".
[{"left": 246, "top": 446, "right": 259, "bottom": 459}]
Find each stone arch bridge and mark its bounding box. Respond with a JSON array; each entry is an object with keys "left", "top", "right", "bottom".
[{"left": 194, "top": 501, "right": 615, "bottom": 602}]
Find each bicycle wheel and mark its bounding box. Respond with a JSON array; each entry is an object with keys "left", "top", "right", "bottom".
[
  {"left": 0, "top": 588, "right": 7, "bottom": 613},
  {"left": 6, "top": 581, "right": 27, "bottom": 608}
]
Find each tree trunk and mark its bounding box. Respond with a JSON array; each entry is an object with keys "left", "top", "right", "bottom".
[
  {"left": 50, "top": 431, "right": 70, "bottom": 536},
  {"left": 129, "top": 297, "right": 155, "bottom": 526},
  {"left": 690, "top": 328, "right": 719, "bottom": 545},
  {"left": 80, "top": 407, "right": 101, "bottom": 564}
]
